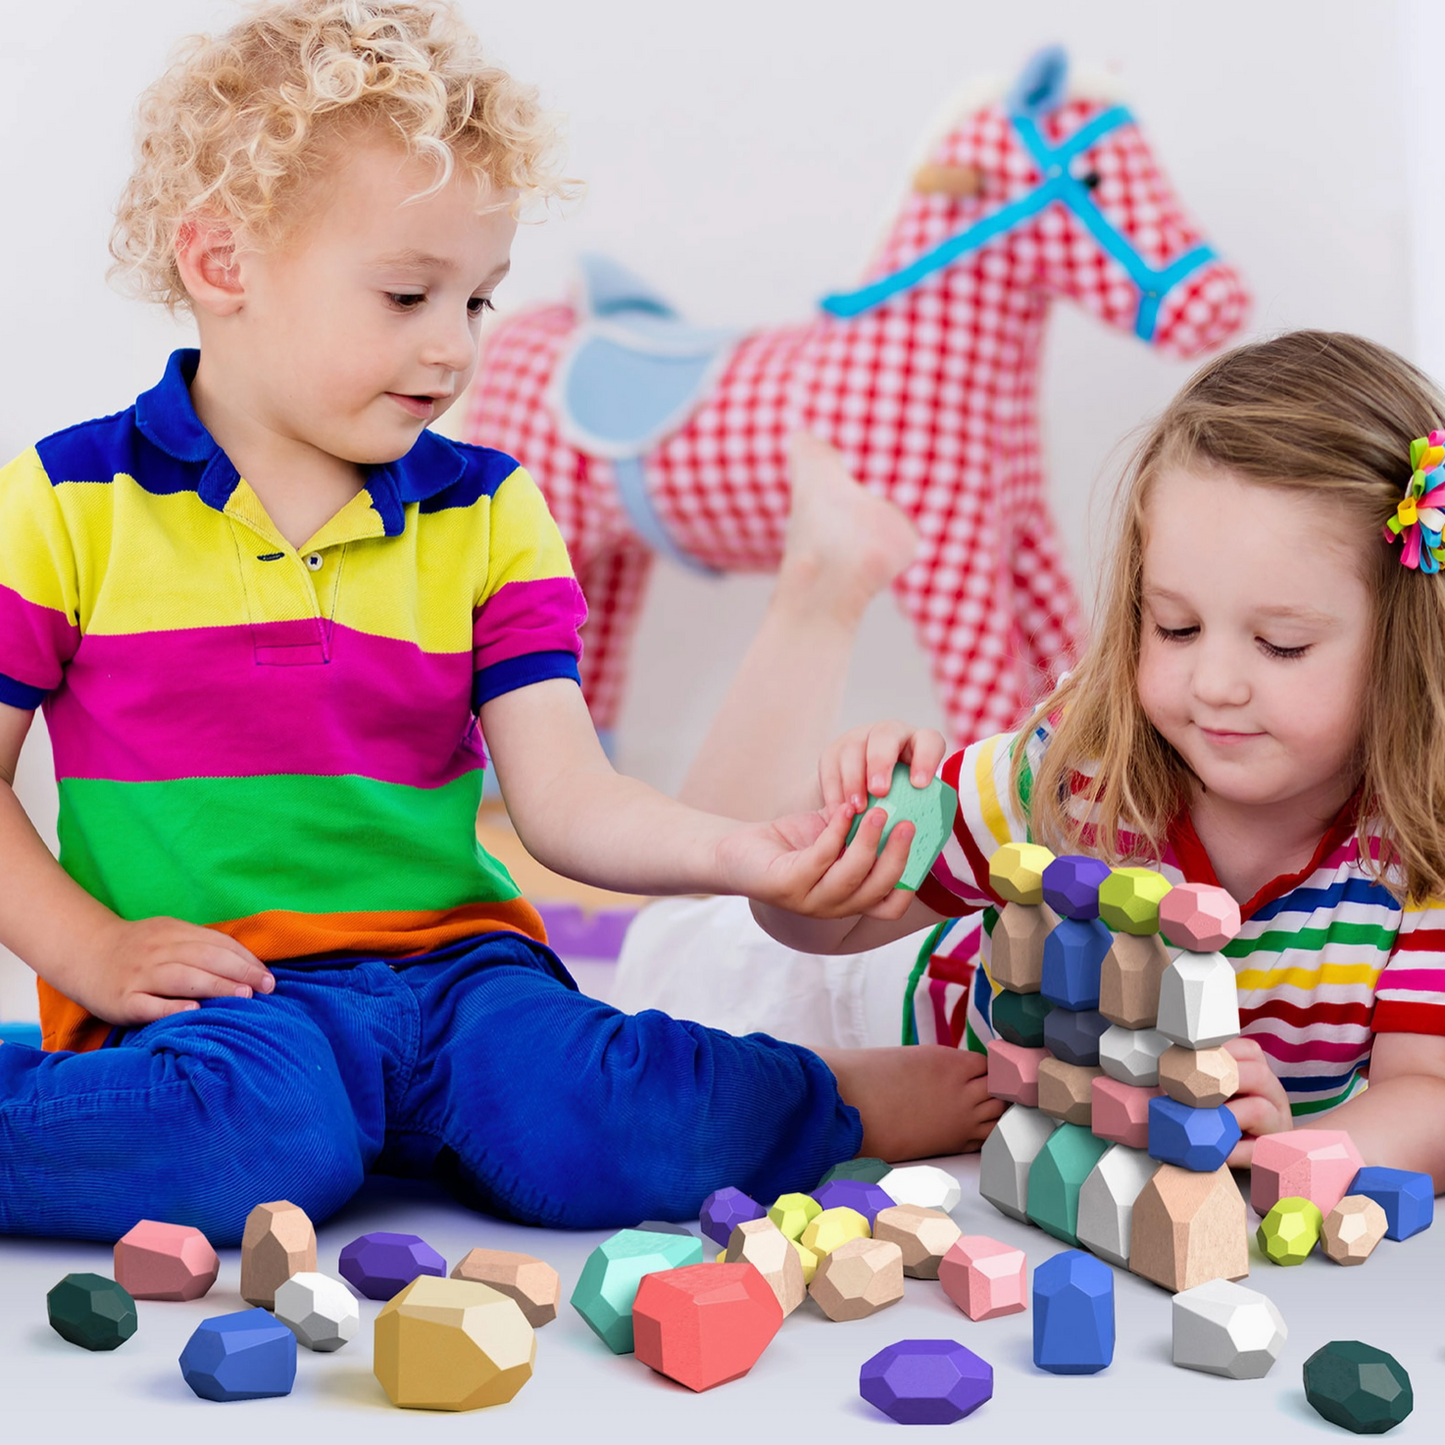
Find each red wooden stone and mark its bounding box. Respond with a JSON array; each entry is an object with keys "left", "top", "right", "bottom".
[
  {"left": 1090, "top": 1076, "right": 1162, "bottom": 1150},
  {"left": 632, "top": 1262, "right": 783, "bottom": 1392},
  {"left": 987, "top": 1039, "right": 1047, "bottom": 1107},
  {"left": 114, "top": 1220, "right": 219, "bottom": 1301}
]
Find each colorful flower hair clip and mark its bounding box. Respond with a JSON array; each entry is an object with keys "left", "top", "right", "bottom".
[{"left": 1385, "top": 431, "right": 1445, "bottom": 571}]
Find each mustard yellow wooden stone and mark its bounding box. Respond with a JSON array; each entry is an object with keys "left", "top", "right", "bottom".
[
  {"left": 808, "top": 1238, "right": 905, "bottom": 1322},
  {"left": 1321, "top": 1195, "right": 1388, "bottom": 1266},
  {"left": 374, "top": 1276, "right": 535, "bottom": 1411},
  {"left": 800, "top": 1206, "right": 870, "bottom": 1258},
  {"left": 240, "top": 1201, "right": 316, "bottom": 1310},
  {"left": 792, "top": 1240, "right": 820, "bottom": 1284},
  {"left": 989, "top": 842, "right": 1055, "bottom": 906},
  {"left": 768, "top": 1192, "right": 822, "bottom": 1241},
  {"left": 726, "top": 1218, "right": 807, "bottom": 1316},
  {"left": 1098, "top": 867, "right": 1172, "bottom": 935}
]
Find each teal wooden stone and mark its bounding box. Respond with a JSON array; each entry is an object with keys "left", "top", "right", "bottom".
[
  {"left": 819, "top": 1156, "right": 892, "bottom": 1187},
  {"left": 570, "top": 1228, "right": 703, "bottom": 1354},
  {"left": 47, "top": 1273, "right": 137, "bottom": 1351},
  {"left": 1027, "top": 1124, "right": 1110, "bottom": 1245},
  {"left": 992, "top": 988, "right": 1054, "bottom": 1048},
  {"left": 845, "top": 763, "right": 958, "bottom": 890},
  {"left": 1304, "top": 1340, "right": 1413, "bottom": 1434}
]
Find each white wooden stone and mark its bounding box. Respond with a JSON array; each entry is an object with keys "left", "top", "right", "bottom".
[
  {"left": 273, "top": 1271, "right": 360, "bottom": 1352},
  {"left": 1172, "top": 1279, "right": 1286, "bottom": 1379},
  {"left": 1077, "top": 1144, "right": 1160, "bottom": 1268},
  {"left": 1156, "top": 952, "right": 1240, "bottom": 1050},
  {"left": 879, "top": 1163, "right": 961, "bottom": 1214},
  {"left": 979, "top": 1104, "right": 1056, "bottom": 1222},
  {"left": 1098, "top": 1024, "right": 1171, "bottom": 1087}
]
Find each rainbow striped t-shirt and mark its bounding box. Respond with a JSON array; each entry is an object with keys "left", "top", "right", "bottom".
[
  {"left": 913, "top": 728, "right": 1445, "bottom": 1117},
  {"left": 0, "top": 350, "right": 586, "bottom": 1053}
]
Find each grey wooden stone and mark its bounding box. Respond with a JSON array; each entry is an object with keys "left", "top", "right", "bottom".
[
  {"left": 979, "top": 1104, "right": 1056, "bottom": 1222},
  {"left": 1098, "top": 1024, "right": 1171, "bottom": 1087},
  {"left": 1156, "top": 952, "right": 1240, "bottom": 1050},
  {"left": 1171, "top": 1279, "right": 1286, "bottom": 1379},
  {"left": 1077, "top": 1144, "right": 1159, "bottom": 1268}
]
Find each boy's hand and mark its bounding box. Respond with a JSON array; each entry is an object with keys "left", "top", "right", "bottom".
[
  {"left": 73, "top": 917, "right": 276, "bottom": 1027},
  {"left": 1224, "top": 1036, "right": 1294, "bottom": 1167},
  {"left": 821, "top": 721, "right": 948, "bottom": 813}
]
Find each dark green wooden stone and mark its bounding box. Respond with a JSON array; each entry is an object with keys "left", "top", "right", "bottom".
[
  {"left": 819, "top": 1156, "right": 892, "bottom": 1187},
  {"left": 1304, "top": 1340, "right": 1413, "bottom": 1434},
  {"left": 992, "top": 988, "right": 1054, "bottom": 1048},
  {"left": 47, "top": 1272, "right": 137, "bottom": 1351}
]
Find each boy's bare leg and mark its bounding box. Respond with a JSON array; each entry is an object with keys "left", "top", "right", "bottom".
[{"left": 678, "top": 433, "right": 918, "bottom": 819}]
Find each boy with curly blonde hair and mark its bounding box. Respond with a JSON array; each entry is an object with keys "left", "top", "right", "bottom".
[{"left": 0, "top": 0, "right": 987, "bottom": 1242}]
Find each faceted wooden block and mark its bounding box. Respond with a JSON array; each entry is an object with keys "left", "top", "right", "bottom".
[
  {"left": 273, "top": 1271, "right": 360, "bottom": 1351},
  {"left": 1304, "top": 1340, "right": 1413, "bottom": 1434},
  {"left": 699, "top": 1187, "right": 764, "bottom": 1247},
  {"left": 878, "top": 1164, "right": 961, "bottom": 1213},
  {"left": 1038, "top": 1058, "right": 1101, "bottom": 1127},
  {"left": 1041, "top": 917, "right": 1110, "bottom": 1010},
  {"left": 873, "top": 1204, "right": 962, "bottom": 1279},
  {"left": 860, "top": 1339, "right": 993, "bottom": 1425},
  {"left": 570, "top": 1228, "right": 704, "bottom": 1353},
  {"left": 1322, "top": 1196, "right": 1388, "bottom": 1266},
  {"left": 1098, "top": 867, "right": 1172, "bottom": 935},
  {"left": 980, "top": 1104, "right": 1056, "bottom": 1222},
  {"left": 1044, "top": 1006, "right": 1108, "bottom": 1067},
  {"left": 809, "top": 1237, "right": 905, "bottom": 1321},
  {"left": 989, "top": 841, "right": 1054, "bottom": 905},
  {"left": 845, "top": 762, "right": 959, "bottom": 890},
  {"left": 991, "top": 987, "right": 1053, "bottom": 1048},
  {"left": 725, "top": 1218, "right": 806, "bottom": 1316},
  {"left": 375, "top": 1277, "right": 535, "bottom": 1411},
  {"left": 1157, "top": 952, "right": 1240, "bottom": 1049},
  {"left": 1159, "top": 883, "right": 1241, "bottom": 951},
  {"left": 340, "top": 1232, "right": 446, "bottom": 1302},
  {"left": 1257, "top": 1197, "right": 1322, "bottom": 1266},
  {"left": 792, "top": 1240, "right": 820, "bottom": 1285},
  {"left": 1091, "top": 1076, "right": 1160, "bottom": 1150},
  {"left": 451, "top": 1249, "right": 560, "bottom": 1327},
  {"left": 1027, "top": 1123, "right": 1109, "bottom": 1245},
  {"left": 1099, "top": 932, "right": 1170, "bottom": 1029},
  {"left": 47, "top": 1273, "right": 137, "bottom": 1351},
  {"left": 240, "top": 1201, "right": 316, "bottom": 1309},
  {"left": 1077, "top": 1144, "right": 1159, "bottom": 1268},
  {"left": 1041, "top": 854, "right": 1110, "bottom": 921},
  {"left": 1099, "top": 1024, "right": 1170, "bottom": 1087},
  {"left": 1250, "top": 1130, "right": 1364, "bottom": 1217},
  {"left": 767, "top": 1191, "right": 822, "bottom": 1241},
  {"left": 1148, "top": 1097, "right": 1241, "bottom": 1173},
  {"left": 1130, "top": 1163, "right": 1248, "bottom": 1292},
  {"left": 819, "top": 1156, "right": 891, "bottom": 1187},
  {"left": 939, "top": 1235, "right": 1027, "bottom": 1320},
  {"left": 633, "top": 1262, "right": 783, "bottom": 1391},
  {"left": 990, "top": 901, "right": 1058, "bottom": 993},
  {"left": 1032, "top": 1249, "right": 1114, "bottom": 1375},
  {"left": 635, "top": 1221, "right": 697, "bottom": 1237},
  {"left": 800, "top": 1205, "right": 870, "bottom": 1258},
  {"left": 1159, "top": 1045, "right": 1239, "bottom": 1108},
  {"left": 1346, "top": 1166, "right": 1434, "bottom": 1241},
  {"left": 114, "top": 1220, "right": 219, "bottom": 1301},
  {"left": 180, "top": 1307, "right": 296, "bottom": 1401},
  {"left": 1172, "top": 1279, "right": 1286, "bottom": 1379},
  {"left": 811, "top": 1178, "right": 895, "bottom": 1227},
  {"left": 987, "top": 1038, "right": 1046, "bottom": 1107}
]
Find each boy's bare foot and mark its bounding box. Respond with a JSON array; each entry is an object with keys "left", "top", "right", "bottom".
[
  {"left": 778, "top": 433, "right": 919, "bottom": 625},
  {"left": 818, "top": 1044, "right": 1005, "bottom": 1161}
]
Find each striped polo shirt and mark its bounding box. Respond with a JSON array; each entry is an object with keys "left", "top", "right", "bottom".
[
  {"left": 0, "top": 349, "right": 586, "bottom": 1052},
  {"left": 913, "top": 728, "right": 1445, "bottom": 1117}
]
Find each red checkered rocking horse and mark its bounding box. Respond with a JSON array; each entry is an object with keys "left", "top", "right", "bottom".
[{"left": 462, "top": 47, "right": 1249, "bottom": 746}]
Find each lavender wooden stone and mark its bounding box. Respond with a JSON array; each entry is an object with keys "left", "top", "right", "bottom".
[
  {"left": 699, "top": 1187, "right": 765, "bottom": 1247},
  {"left": 812, "top": 1178, "right": 894, "bottom": 1227},
  {"left": 859, "top": 1339, "right": 993, "bottom": 1424},
  {"left": 338, "top": 1232, "right": 446, "bottom": 1302}
]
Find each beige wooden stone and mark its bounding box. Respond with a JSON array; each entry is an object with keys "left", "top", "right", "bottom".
[
  {"left": 1099, "top": 931, "right": 1171, "bottom": 1029},
  {"left": 1129, "top": 1163, "right": 1248, "bottom": 1293},
  {"left": 240, "top": 1200, "right": 316, "bottom": 1309},
  {"left": 1158, "top": 1045, "right": 1240, "bottom": 1109},
  {"left": 1321, "top": 1195, "right": 1388, "bottom": 1266},
  {"left": 990, "top": 901, "right": 1059, "bottom": 993},
  {"left": 872, "top": 1204, "right": 962, "bottom": 1280},
  {"left": 725, "top": 1218, "right": 806, "bottom": 1315},
  {"left": 808, "top": 1237, "right": 905, "bottom": 1322},
  {"left": 1037, "top": 1057, "right": 1101, "bottom": 1127},
  {"left": 450, "top": 1248, "right": 560, "bottom": 1327}
]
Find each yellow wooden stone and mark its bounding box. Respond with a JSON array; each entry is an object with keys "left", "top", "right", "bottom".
[
  {"left": 808, "top": 1237, "right": 905, "bottom": 1321},
  {"left": 374, "top": 1276, "right": 535, "bottom": 1411},
  {"left": 1321, "top": 1195, "right": 1388, "bottom": 1266},
  {"left": 240, "top": 1201, "right": 316, "bottom": 1310},
  {"left": 767, "top": 1192, "right": 822, "bottom": 1241},
  {"left": 1158, "top": 1045, "right": 1239, "bottom": 1109},
  {"left": 800, "top": 1206, "right": 870, "bottom": 1258},
  {"left": 792, "top": 1240, "right": 819, "bottom": 1284},
  {"left": 989, "top": 842, "right": 1055, "bottom": 906},
  {"left": 1257, "top": 1197, "right": 1322, "bottom": 1266},
  {"left": 1098, "top": 867, "right": 1172, "bottom": 935}
]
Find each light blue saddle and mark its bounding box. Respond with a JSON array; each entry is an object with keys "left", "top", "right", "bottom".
[{"left": 553, "top": 255, "right": 737, "bottom": 572}]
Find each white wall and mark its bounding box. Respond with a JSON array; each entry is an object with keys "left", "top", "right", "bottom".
[{"left": 0, "top": 0, "right": 1421, "bottom": 1016}]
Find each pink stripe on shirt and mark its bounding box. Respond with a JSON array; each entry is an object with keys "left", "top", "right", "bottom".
[
  {"left": 0, "top": 583, "right": 79, "bottom": 690},
  {"left": 473, "top": 576, "right": 586, "bottom": 672}
]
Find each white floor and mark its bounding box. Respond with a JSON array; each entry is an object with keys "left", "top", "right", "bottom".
[{"left": 1, "top": 1156, "right": 1437, "bottom": 1442}]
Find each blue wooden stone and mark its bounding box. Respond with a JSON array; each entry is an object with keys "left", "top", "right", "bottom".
[
  {"left": 1033, "top": 1250, "right": 1114, "bottom": 1375},
  {"left": 1043, "top": 1005, "right": 1108, "bottom": 1067},
  {"left": 699, "top": 1187, "right": 765, "bottom": 1246},
  {"left": 860, "top": 1339, "right": 993, "bottom": 1424},
  {"left": 1147, "top": 1097, "right": 1241, "bottom": 1172},
  {"left": 1041, "top": 917, "right": 1110, "bottom": 1010},
  {"left": 812, "top": 1178, "right": 895, "bottom": 1227},
  {"left": 179, "top": 1308, "right": 297, "bottom": 1401},
  {"left": 1041, "top": 855, "right": 1111, "bottom": 921},
  {"left": 338, "top": 1231, "right": 446, "bottom": 1301},
  {"left": 1347, "top": 1167, "right": 1434, "bottom": 1242}
]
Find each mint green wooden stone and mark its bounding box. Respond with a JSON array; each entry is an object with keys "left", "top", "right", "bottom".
[
  {"left": 569, "top": 1228, "right": 703, "bottom": 1354},
  {"left": 1026, "top": 1125, "right": 1110, "bottom": 1245},
  {"left": 845, "top": 762, "right": 958, "bottom": 890}
]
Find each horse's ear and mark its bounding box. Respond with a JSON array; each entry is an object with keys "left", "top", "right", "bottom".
[{"left": 1006, "top": 44, "right": 1069, "bottom": 119}]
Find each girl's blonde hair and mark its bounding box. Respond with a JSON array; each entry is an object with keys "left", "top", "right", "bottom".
[
  {"left": 111, "top": 0, "right": 572, "bottom": 310},
  {"left": 1018, "top": 330, "right": 1445, "bottom": 904}
]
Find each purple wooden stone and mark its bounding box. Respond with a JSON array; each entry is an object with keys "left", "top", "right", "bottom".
[
  {"left": 860, "top": 1339, "right": 993, "bottom": 1424},
  {"left": 1042, "top": 855, "right": 1111, "bottom": 921},
  {"left": 337, "top": 1232, "right": 445, "bottom": 1302},
  {"left": 699, "top": 1187, "right": 765, "bottom": 1247},
  {"left": 811, "top": 1178, "right": 895, "bottom": 1227}
]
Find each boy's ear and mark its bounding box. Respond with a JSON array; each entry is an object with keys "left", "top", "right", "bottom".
[{"left": 175, "top": 217, "right": 246, "bottom": 316}]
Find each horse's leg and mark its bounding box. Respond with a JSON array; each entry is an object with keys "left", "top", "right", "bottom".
[{"left": 576, "top": 540, "right": 655, "bottom": 746}]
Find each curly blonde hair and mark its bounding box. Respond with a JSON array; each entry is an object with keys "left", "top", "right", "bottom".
[{"left": 111, "top": 0, "right": 572, "bottom": 310}]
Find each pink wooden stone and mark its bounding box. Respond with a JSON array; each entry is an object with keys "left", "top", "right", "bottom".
[
  {"left": 938, "top": 1235, "right": 1027, "bottom": 1321},
  {"left": 1090, "top": 1076, "right": 1161, "bottom": 1150},
  {"left": 1158, "top": 883, "right": 1241, "bottom": 951},
  {"left": 987, "top": 1039, "right": 1047, "bottom": 1108},
  {"left": 114, "top": 1220, "right": 220, "bottom": 1301},
  {"left": 1250, "top": 1130, "right": 1365, "bottom": 1218}
]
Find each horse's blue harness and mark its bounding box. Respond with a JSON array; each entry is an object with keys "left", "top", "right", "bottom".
[{"left": 820, "top": 106, "right": 1216, "bottom": 341}]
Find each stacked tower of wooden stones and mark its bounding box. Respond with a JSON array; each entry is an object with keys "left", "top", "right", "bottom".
[{"left": 981, "top": 844, "right": 1250, "bottom": 1291}]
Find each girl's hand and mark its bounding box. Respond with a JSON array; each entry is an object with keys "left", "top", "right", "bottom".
[
  {"left": 1224, "top": 1036, "right": 1294, "bottom": 1167},
  {"left": 72, "top": 917, "right": 276, "bottom": 1027},
  {"left": 820, "top": 721, "right": 948, "bottom": 813}
]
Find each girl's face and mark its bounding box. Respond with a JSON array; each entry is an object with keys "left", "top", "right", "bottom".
[{"left": 1136, "top": 465, "right": 1375, "bottom": 817}]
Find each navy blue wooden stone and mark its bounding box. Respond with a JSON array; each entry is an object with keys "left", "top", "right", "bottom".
[
  {"left": 1347, "top": 1167, "right": 1434, "bottom": 1242},
  {"left": 179, "top": 1307, "right": 297, "bottom": 1402},
  {"left": 1043, "top": 1006, "right": 1109, "bottom": 1067},
  {"left": 1041, "top": 917, "right": 1110, "bottom": 1010},
  {"left": 812, "top": 1178, "right": 895, "bottom": 1227},
  {"left": 47, "top": 1273, "right": 137, "bottom": 1352},
  {"left": 1303, "top": 1340, "right": 1413, "bottom": 1434},
  {"left": 337, "top": 1231, "right": 446, "bottom": 1301},
  {"left": 1041, "top": 855, "right": 1111, "bottom": 920},
  {"left": 992, "top": 988, "right": 1054, "bottom": 1048},
  {"left": 1147, "top": 1097, "right": 1241, "bottom": 1172},
  {"left": 1033, "top": 1249, "right": 1114, "bottom": 1375},
  {"left": 860, "top": 1339, "right": 993, "bottom": 1424},
  {"left": 699, "top": 1187, "right": 766, "bottom": 1246}
]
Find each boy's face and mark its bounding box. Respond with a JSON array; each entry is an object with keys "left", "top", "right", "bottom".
[{"left": 226, "top": 138, "right": 516, "bottom": 465}]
